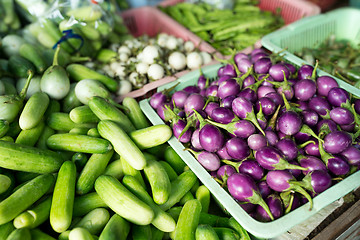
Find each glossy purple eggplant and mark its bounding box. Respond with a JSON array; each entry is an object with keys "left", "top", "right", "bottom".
[
  {"left": 231, "top": 96, "right": 265, "bottom": 135},
  {"left": 150, "top": 91, "right": 168, "bottom": 109},
  {"left": 255, "top": 146, "right": 307, "bottom": 170},
  {"left": 277, "top": 111, "right": 302, "bottom": 136},
  {"left": 327, "top": 87, "right": 351, "bottom": 108},
  {"left": 183, "top": 85, "right": 200, "bottom": 94},
  {"left": 316, "top": 75, "right": 339, "bottom": 97},
  {"left": 191, "top": 128, "right": 203, "bottom": 150},
  {"left": 256, "top": 97, "right": 276, "bottom": 116},
  {"left": 220, "top": 95, "right": 236, "bottom": 109},
  {"left": 299, "top": 170, "right": 332, "bottom": 194},
  {"left": 186, "top": 148, "right": 221, "bottom": 171},
  {"left": 304, "top": 140, "right": 321, "bottom": 157},
  {"left": 258, "top": 181, "right": 272, "bottom": 199},
  {"left": 221, "top": 64, "right": 237, "bottom": 77},
  {"left": 294, "top": 78, "right": 316, "bottom": 101},
  {"left": 251, "top": 52, "right": 269, "bottom": 63},
  {"left": 183, "top": 93, "right": 205, "bottom": 115},
  {"left": 266, "top": 170, "right": 313, "bottom": 209},
  {"left": 340, "top": 145, "right": 360, "bottom": 166},
  {"left": 323, "top": 130, "right": 352, "bottom": 154},
  {"left": 298, "top": 155, "right": 327, "bottom": 175},
  {"left": 217, "top": 164, "right": 236, "bottom": 182},
  {"left": 256, "top": 194, "right": 283, "bottom": 222},
  {"left": 265, "top": 92, "right": 283, "bottom": 107},
  {"left": 276, "top": 138, "right": 298, "bottom": 161},
  {"left": 204, "top": 101, "right": 219, "bottom": 117},
  {"left": 254, "top": 57, "right": 272, "bottom": 74},
  {"left": 248, "top": 133, "right": 268, "bottom": 151},
  {"left": 239, "top": 159, "right": 264, "bottom": 181},
  {"left": 242, "top": 75, "right": 256, "bottom": 89},
  {"left": 258, "top": 86, "right": 276, "bottom": 99},
  {"left": 301, "top": 110, "right": 319, "bottom": 127},
  {"left": 227, "top": 173, "right": 274, "bottom": 220},
  {"left": 264, "top": 130, "right": 279, "bottom": 146},
  {"left": 329, "top": 107, "right": 354, "bottom": 125},
  {"left": 210, "top": 107, "right": 238, "bottom": 124},
  {"left": 297, "top": 64, "right": 314, "bottom": 80},
  {"left": 238, "top": 88, "right": 257, "bottom": 103},
  {"left": 217, "top": 75, "right": 232, "bottom": 85},
  {"left": 269, "top": 63, "right": 290, "bottom": 82},
  {"left": 316, "top": 119, "right": 338, "bottom": 136},
  {"left": 217, "top": 78, "right": 240, "bottom": 99},
  {"left": 205, "top": 85, "right": 219, "bottom": 98},
  {"left": 236, "top": 58, "right": 252, "bottom": 74},
  {"left": 225, "top": 137, "right": 250, "bottom": 161},
  {"left": 171, "top": 90, "right": 189, "bottom": 109},
  {"left": 206, "top": 119, "right": 255, "bottom": 139},
  {"left": 308, "top": 96, "right": 331, "bottom": 118},
  {"left": 217, "top": 145, "right": 232, "bottom": 160}
]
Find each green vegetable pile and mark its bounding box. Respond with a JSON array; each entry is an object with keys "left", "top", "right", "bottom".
[
  {"left": 159, "top": 0, "right": 284, "bottom": 55},
  {"left": 295, "top": 36, "right": 360, "bottom": 88}
]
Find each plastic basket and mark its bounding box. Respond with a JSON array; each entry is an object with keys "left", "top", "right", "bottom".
[
  {"left": 261, "top": 7, "right": 360, "bottom": 96},
  {"left": 115, "top": 6, "right": 219, "bottom": 101},
  {"left": 139, "top": 63, "right": 360, "bottom": 239}
]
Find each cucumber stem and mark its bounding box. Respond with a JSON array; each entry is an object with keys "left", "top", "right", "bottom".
[{"left": 19, "top": 70, "right": 34, "bottom": 100}]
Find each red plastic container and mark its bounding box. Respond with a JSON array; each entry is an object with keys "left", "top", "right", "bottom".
[{"left": 116, "top": 6, "right": 219, "bottom": 101}]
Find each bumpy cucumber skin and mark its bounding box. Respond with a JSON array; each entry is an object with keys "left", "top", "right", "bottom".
[
  {"left": 174, "top": 199, "right": 202, "bottom": 240},
  {"left": 129, "top": 125, "right": 172, "bottom": 150},
  {"left": 99, "top": 214, "right": 130, "bottom": 240}
]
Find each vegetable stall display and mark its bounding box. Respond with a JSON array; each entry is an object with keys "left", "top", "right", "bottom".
[{"left": 148, "top": 48, "right": 360, "bottom": 223}]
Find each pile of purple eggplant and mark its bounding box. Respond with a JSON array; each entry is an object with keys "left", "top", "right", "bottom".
[{"left": 149, "top": 48, "right": 360, "bottom": 222}]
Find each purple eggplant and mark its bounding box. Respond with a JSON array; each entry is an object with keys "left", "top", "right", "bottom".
[
  {"left": 220, "top": 95, "right": 236, "bottom": 109},
  {"left": 193, "top": 110, "right": 225, "bottom": 153},
  {"left": 296, "top": 100, "right": 309, "bottom": 111},
  {"left": 316, "top": 76, "right": 339, "bottom": 97},
  {"left": 150, "top": 91, "right": 168, "bottom": 109},
  {"left": 276, "top": 138, "right": 298, "bottom": 161},
  {"left": 186, "top": 148, "right": 221, "bottom": 171},
  {"left": 268, "top": 71, "right": 294, "bottom": 100},
  {"left": 217, "top": 78, "right": 240, "bottom": 99},
  {"left": 206, "top": 119, "right": 255, "bottom": 139},
  {"left": 242, "top": 75, "right": 256, "bottom": 89},
  {"left": 258, "top": 85, "right": 276, "bottom": 99},
  {"left": 264, "top": 130, "right": 279, "bottom": 146},
  {"left": 238, "top": 159, "right": 265, "bottom": 181},
  {"left": 204, "top": 101, "right": 219, "bottom": 116},
  {"left": 256, "top": 194, "right": 283, "bottom": 222},
  {"left": 251, "top": 52, "right": 269, "bottom": 63},
  {"left": 240, "top": 202, "right": 256, "bottom": 214},
  {"left": 254, "top": 57, "right": 272, "bottom": 74},
  {"left": 221, "top": 64, "right": 237, "bottom": 77},
  {"left": 238, "top": 88, "right": 257, "bottom": 103},
  {"left": 225, "top": 137, "right": 250, "bottom": 161},
  {"left": 217, "top": 145, "right": 232, "bottom": 160},
  {"left": 210, "top": 107, "right": 238, "bottom": 124},
  {"left": 276, "top": 93, "right": 302, "bottom": 136},
  {"left": 327, "top": 87, "right": 351, "bottom": 108},
  {"left": 234, "top": 52, "right": 249, "bottom": 66},
  {"left": 298, "top": 155, "right": 327, "bottom": 175},
  {"left": 256, "top": 104, "right": 268, "bottom": 131},
  {"left": 329, "top": 107, "right": 354, "bottom": 125},
  {"left": 304, "top": 140, "right": 321, "bottom": 157},
  {"left": 171, "top": 90, "right": 189, "bottom": 109},
  {"left": 294, "top": 78, "right": 316, "bottom": 101},
  {"left": 236, "top": 58, "right": 252, "bottom": 74},
  {"left": 323, "top": 130, "right": 352, "bottom": 154},
  {"left": 298, "top": 170, "right": 332, "bottom": 194},
  {"left": 255, "top": 146, "right": 307, "bottom": 171},
  {"left": 269, "top": 63, "right": 290, "bottom": 82},
  {"left": 184, "top": 93, "right": 205, "bottom": 115},
  {"left": 354, "top": 99, "right": 360, "bottom": 115},
  {"left": 280, "top": 191, "right": 302, "bottom": 214},
  {"left": 297, "top": 64, "right": 314, "bottom": 80},
  {"left": 197, "top": 69, "right": 208, "bottom": 90},
  {"left": 284, "top": 63, "right": 297, "bottom": 76},
  {"left": 288, "top": 161, "right": 303, "bottom": 179},
  {"left": 248, "top": 133, "right": 268, "bottom": 151},
  {"left": 258, "top": 181, "right": 272, "bottom": 199},
  {"left": 217, "top": 164, "right": 236, "bottom": 183},
  {"left": 231, "top": 96, "right": 265, "bottom": 135},
  {"left": 341, "top": 145, "right": 360, "bottom": 166},
  {"left": 173, "top": 118, "right": 192, "bottom": 143},
  {"left": 264, "top": 92, "right": 283, "bottom": 106},
  {"left": 227, "top": 173, "right": 274, "bottom": 220},
  {"left": 183, "top": 85, "right": 200, "bottom": 94},
  {"left": 308, "top": 96, "right": 331, "bottom": 119},
  {"left": 256, "top": 97, "right": 276, "bottom": 116},
  {"left": 205, "top": 85, "right": 219, "bottom": 98},
  {"left": 218, "top": 75, "right": 232, "bottom": 85},
  {"left": 317, "top": 119, "right": 338, "bottom": 137},
  {"left": 302, "top": 110, "right": 319, "bottom": 127},
  {"left": 266, "top": 170, "right": 313, "bottom": 209},
  {"left": 191, "top": 128, "right": 203, "bottom": 150}
]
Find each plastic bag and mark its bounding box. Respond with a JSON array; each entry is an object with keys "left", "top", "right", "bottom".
[{"left": 185, "top": 0, "right": 234, "bottom": 9}]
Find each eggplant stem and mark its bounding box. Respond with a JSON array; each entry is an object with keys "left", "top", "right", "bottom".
[
  {"left": 298, "top": 140, "right": 316, "bottom": 149},
  {"left": 284, "top": 192, "right": 295, "bottom": 214},
  {"left": 258, "top": 197, "right": 274, "bottom": 221},
  {"left": 246, "top": 110, "right": 265, "bottom": 136},
  {"left": 290, "top": 184, "right": 313, "bottom": 210},
  {"left": 53, "top": 44, "right": 61, "bottom": 66}
]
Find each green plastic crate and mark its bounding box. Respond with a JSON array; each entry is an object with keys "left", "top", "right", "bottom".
[
  {"left": 261, "top": 7, "right": 360, "bottom": 96},
  {"left": 139, "top": 63, "right": 360, "bottom": 239}
]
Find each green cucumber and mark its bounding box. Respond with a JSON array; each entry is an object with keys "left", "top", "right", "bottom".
[
  {"left": 0, "top": 221, "right": 15, "bottom": 240},
  {"left": 164, "top": 146, "right": 187, "bottom": 175},
  {"left": 103, "top": 159, "right": 124, "bottom": 180},
  {"left": 122, "top": 175, "right": 176, "bottom": 233},
  {"left": 0, "top": 120, "right": 9, "bottom": 138},
  {"left": 131, "top": 224, "right": 152, "bottom": 240},
  {"left": 47, "top": 112, "right": 97, "bottom": 132},
  {"left": 122, "top": 97, "right": 150, "bottom": 129},
  {"left": 195, "top": 224, "right": 220, "bottom": 240},
  {"left": 69, "top": 127, "right": 89, "bottom": 135},
  {"left": 14, "top": 171, "right": 39, "bottom": 184},
  {"left": 19, "top": 43, "right": 48, "bottom": 74},
  {"left": 159, "top": 171, "right": 198, "bottom": 211},
  {"left": 0, "top": 174, "right": 54, "bottom": 225},
  {"left": 76, "top": 150, "right": 114, "bottom": 195},
  {"left": 73, "top": 208, "right": 110, "bottom": 235},
  {"left": 71, "top": 152, "right": 88, "bottom": 170},
  {"left": 36, "top": 125, "right": 55, "bottom": 150},
  {"left": 19, "top": 91, "right": 49, "bottom": 130},
  {"left": 227, "top": 217, "right": 251, "bottom": 240},
  {"left": 159, "top": 161, "right": 178, "bottom": 181},
  {"left": 69, "top": 105, "right": 99, "bottom": 124},
  {"left": 151, "top": 226, "right": 165, "bottom": 240},
  {"left": 0, "top": 136, "right": 13, "bottom": 142},
  {"left": 67, "top": 64, "right": 118, "bottom": 92},
  {"left": 97, "top": 120, "right": 146, "bottom": 170},
  {"left": 180, "top": 191, "right": 195, "bottom": 206},
  {"left": 13, "top": 196, "right": 52, "bottom": 229},
  {"left": 96, "top": 49, "right": 117, "bottom": 63},
  {"left": 47, "top": 133, "right": 113, "bottom": 154},
  {"left": 0, "top": 173, "right": 11, "bottom": 194},
  {"left": 50, "top": 161, "right": 77, "bottom": 233},
  {"left": 8, "top": 55, "right": 35, "bottom": 78},
  {"left": 143, "top": 156, "right": 171, "bottom": 205},
  {"left": 174, "top": 199, "right": 202, "bottom": 240},
  {"left": 98, "top": 214, "right": 130, "bottom": 240},
  {"left": 87, "top": 128, "right": 100, "bottom": 137},
  {"left": 0, "top": 171, "right": 15, "bottom": 201},
  {"left": 213, "top": 227, "right": 241, "bottom": 240},
  {"left": 62, "top": 83, "right": 82, "bottom": 113},
  {"left": 129, "top": 124, "right": 172, "bottom": 150},
  {"left": 69, "top": 227, "right": 94, "bottom": 240},
  {"left": 94, "top": 175, "right": 154, "bottom": 225},
  {"left": 89, "top": 96, "right": 135, "bottom": 133},
  {"left": 196, "top": 185, "right": 210, "bottom": 213},
  {"left": 0, "top": 141, "right": 64, "bottom": 173},
  {"left": 73, "top": 192, "right": 107, "bottom": 217},
  {"left": 44, "top": 99, "right": 61, "bottom": 119},
  {"left": 15, "top": 120, "right": 45, "bottom": 146},
  {"left": 6, "top": 228, "right": 31, "bottom": 240},
  {"left": 120, "top": 156, "right": 146, "bottom": 189},
  {"left": 30, "top": 229, "right": 56, "bottom": 240}
]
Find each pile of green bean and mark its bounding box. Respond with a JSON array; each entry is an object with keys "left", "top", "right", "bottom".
[
  {"left": 159, "top": 0, "right": 284, "bottom": 55},
  {"left": 295, "top": 36, "right": 360, "bottom": 87}
]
